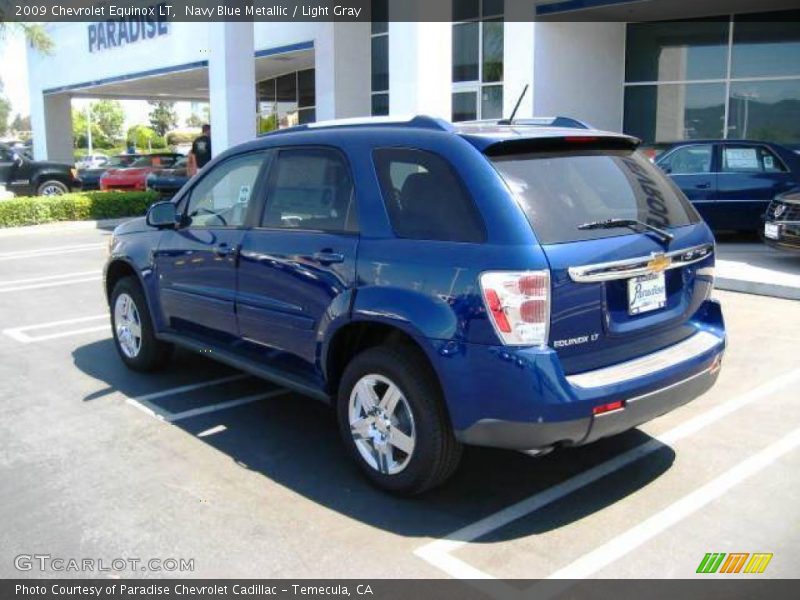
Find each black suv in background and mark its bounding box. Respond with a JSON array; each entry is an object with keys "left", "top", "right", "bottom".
[{"left": 0, "top": 142, "right": 82, "bottom": 196}]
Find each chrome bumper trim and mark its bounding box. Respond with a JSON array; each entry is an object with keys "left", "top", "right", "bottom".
[
  {"left": 566, "top": 330, "right": 720, "bottom": 389},
  {"left": 568, "top": 243, "right": 713, "bottom": 283}
]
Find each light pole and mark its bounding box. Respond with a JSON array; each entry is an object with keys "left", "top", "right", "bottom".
[{"left": 86, "top": 104, "right": 93, "bottom": 155}]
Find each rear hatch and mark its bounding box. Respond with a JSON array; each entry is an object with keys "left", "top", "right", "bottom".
[{"left": 487, "top": 136, "right": 715, "bottom": 374}]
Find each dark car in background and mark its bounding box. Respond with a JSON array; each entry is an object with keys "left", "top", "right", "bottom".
[
  {"left": 0, "top": 142, "right": 81, "bottom": 196},
  {"left": 100, "top": 153, "right": 183, "bottom": 192},
  {"left": 78, "top": 154, "right": 141, "bottom": 191},
  {"left": 146, "top": 157, "right": 189, "bottom": 198},
  {"left": 764, "top": 189, "right": 800, "bottom": 252},
  {"left": 653, "top": 140, "right": 800, "bottom": 232}
]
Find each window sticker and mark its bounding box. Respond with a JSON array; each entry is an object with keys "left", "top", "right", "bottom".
[
  {"left": 725, "top": 148, "right": 759, "bottom": 171},
  {"left": 763, "top": 155, "right": 775, "bottom": 170},
  {"left": 238, "top": 184, "right": 251, "bottom": 204}
]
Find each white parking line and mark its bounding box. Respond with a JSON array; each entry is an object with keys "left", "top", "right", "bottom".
[
  {"left": 545, "top": 426, "right": 800, "bottom": 581},
  {"left": 414, "top": 368, "right": 800, "bottom": 579},
  {"left": 0, "top": 274, "right": 102, "bottom": 293},
  {"left": 3, "top": 314, "right": 109, "bottom": 343},
  {"left": 125, "top": 376, "right": 286, "bottom": 424},
  {"left": 0, "top": 243, "right": 105, "bottom": 261},
  {"left": 0, "top": 270, "right": 99, "bottom": 286}
]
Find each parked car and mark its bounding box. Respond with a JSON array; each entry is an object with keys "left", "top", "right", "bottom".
[
  {"left": 76, "top": 154, "right": 110, "bottom": 170},
  {"left": 763, "top": 188, "right": 800, "bottom": 252},
  {"left": 653, "top": 140, "right": 800, "bottom": 231},
  {"left": 145, "top": 157, "right": 189, "bottom": 198},
  {"left": 100, "top": 153, "right": 183, "bottom": 191},
  {"left": 105, "top": 116, "right": 725, "bottom": 494},
  {"left": 78, "top": 154, "right": 141, "bottom": 191},
  {"left": 0, "top": 142, "right": 81, "bottom": 196}
]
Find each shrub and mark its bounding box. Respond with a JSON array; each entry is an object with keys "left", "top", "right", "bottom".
[
  {"left": 0, "top": 191, "right": 160, "bottom": 228},
  {"left": 166, "top": 129, "right": 200, "bottom": 145}
]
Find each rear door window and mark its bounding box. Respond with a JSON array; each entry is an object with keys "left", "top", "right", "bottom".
[
  {"left": 722, "top": 145, "right": 787, "bottom": 173},
  {"left": 490, "top": 150, "right": 700, "bottom": 244},
  {"left": 261, "top": 147, "right": 357, "bottom": 233},
  {"left": 373, "top": 148, "right": 485, "bottom": 242}
]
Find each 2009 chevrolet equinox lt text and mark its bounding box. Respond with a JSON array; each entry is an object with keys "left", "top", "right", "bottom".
[{"left": 104, "top": 116, "right": 726, "bottom": 495}]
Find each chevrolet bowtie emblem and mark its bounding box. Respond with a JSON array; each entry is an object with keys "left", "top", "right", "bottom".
[{"left": 647, "top": 253, "right": 670, "bottom": 273}]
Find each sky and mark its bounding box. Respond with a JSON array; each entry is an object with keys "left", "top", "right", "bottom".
[{"left": 0, "top": 30, "right": 201, "bottom": 132}]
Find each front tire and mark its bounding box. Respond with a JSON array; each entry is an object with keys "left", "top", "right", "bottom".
[
  {"left": 337, "top": 345, "right": 462, "bottom": 495},
  {"left": 37, "top": 180, "right": 69, "bottom": 196},
  {"left": 110, "top": 277, "right": 172, "bottom": 372}
]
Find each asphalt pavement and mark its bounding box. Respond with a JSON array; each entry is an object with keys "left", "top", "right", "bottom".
[{"left": 0, "top": 221, "right": 797, "bottom": 580}]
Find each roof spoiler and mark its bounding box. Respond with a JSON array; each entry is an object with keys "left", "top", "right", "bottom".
[
  {"left": 461, "top": 116, "right": 592, "bottom": 129},
  {"left": 484, "top": 134, "right": 642, "bottom": 157}
]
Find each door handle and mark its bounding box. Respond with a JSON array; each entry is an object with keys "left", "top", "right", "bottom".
[
  {"left": 695, "top": 182, "right": 711, "bottom": 189},
  {"left": 312, "top": 250, "right": 345, "bottom": 265},
  {"left": 215, "top": 243, "right": 236, "bottom": 258}
]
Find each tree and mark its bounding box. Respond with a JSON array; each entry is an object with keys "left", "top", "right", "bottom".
[
  {"left": 0, "top": 23, "right": 54, "bottom": 53},
  {"left": 10, "top": 113, "right": 30, "bottom": 133},
  {"left": 0, "top": 96, "right": 10, "bottom": 136},
  {"left": 185, "top": 113, "right": 203, "bottom": 128},
  {"left": 91, "top": 100, "right": 125, "bottom": 144},
  {"left": 148, "top": 101, "right": 178, "bottom": 136},
  {"left": 71, "top": 101, "right": 124, "bottom": 148},
  {"left": 126, "top": 124, "right": 166, "bottom": 150}
]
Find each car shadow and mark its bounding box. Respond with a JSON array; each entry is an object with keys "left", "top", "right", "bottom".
[{"left": 72, "top": 339, "right": 675, "bottom": 543}]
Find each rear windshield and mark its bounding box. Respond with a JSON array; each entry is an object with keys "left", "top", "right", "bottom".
[{"left": 490, "top": 150, "right": 700, "bottom": 244}]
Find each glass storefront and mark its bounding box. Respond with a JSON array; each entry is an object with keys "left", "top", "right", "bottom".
[
  {"left": 257, "top": 68, "right": 316, "bottom": 133},
  {"left": 451, "top": 0, "right": 504, "bottom": 121},
  {"left": 623, "top": 12, "right": 800, "bottom": 144}
]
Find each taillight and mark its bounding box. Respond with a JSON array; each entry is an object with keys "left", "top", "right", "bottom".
[{"left": 480, "top": 271, "right": 550, "bottom": 346}]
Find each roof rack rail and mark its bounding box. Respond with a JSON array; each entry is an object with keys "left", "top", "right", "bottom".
[{"left": 265, "top": 115, "right": 453, "bottom": 135}]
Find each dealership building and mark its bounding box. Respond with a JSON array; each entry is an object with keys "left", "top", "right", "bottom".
[{"left": 27, "top": 0, "right": 800, "bottom": 162}]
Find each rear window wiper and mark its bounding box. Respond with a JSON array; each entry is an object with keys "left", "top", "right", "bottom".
[{"left": 577, "top": 218, "right": 674, "bottom": 244}]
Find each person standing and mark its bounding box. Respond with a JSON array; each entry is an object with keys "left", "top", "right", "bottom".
[{"left": 187, "top": 124, "right": 211, "bottom": 177}]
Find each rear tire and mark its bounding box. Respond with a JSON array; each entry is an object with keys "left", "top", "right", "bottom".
[
  {"left": 110, "top": 277, "right": 172, "bottom": 372},
  {"left": 337, "top": 345, "right": 462, "bottom": 495},
  {"left": 37, "top": 180, "right": 68, "bottom": 196}
]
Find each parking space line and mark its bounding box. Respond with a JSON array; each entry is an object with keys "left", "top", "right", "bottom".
[
  {"left": 414, "top": 368, "right": 800, "bottom": 579},
  {"left": 3, "top": 314, "right": 108, "bottom": 343},
  {"left": 545, "top": 426, "right": 800, "bottom": 580},
  {"left": 0, "top": 275, "right": 102, "bottom": 293},
  {"left": 125, "top": 379, "right": 286, "bottom": 424},
  {"left": 0, "top": 243, "right": 105, "bottom": 261},
  {"left": 0, "top": 270, "right": 99, "bottom": 286}
]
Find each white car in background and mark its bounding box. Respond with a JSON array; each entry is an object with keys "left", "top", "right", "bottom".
[{"left": 75, "top": 154, "right": 110, "bottom": 169}]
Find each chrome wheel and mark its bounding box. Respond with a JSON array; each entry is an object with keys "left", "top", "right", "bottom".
[
  {"left": 114, "top": 292, "right": 142, "bottom": 358},
  {"left": 40, "top": 184, "right": 65, "bottom": 196},
  {"left": 348, "top": 374, "right": 416, "bottom": 475}
]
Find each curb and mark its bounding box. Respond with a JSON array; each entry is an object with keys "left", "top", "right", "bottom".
[
  {"left": 715, "top": 277, "right": 800, "bottom": 301},
  {"left": 0, "top": 217, "right": 133, "bottom": 237}
]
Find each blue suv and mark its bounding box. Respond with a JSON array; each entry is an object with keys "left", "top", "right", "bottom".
[{"left": 105, "top": 116, "right": 726, "bottom": 494}]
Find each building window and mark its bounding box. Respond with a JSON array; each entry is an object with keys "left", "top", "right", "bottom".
[
  {"left": 371, "top": 0, "right": 389, "bottom": 116},
  {"left": 623, "top": 11, "right": 800, "bottom": 143},
  {"left": 451, "top": 0, "right": 504, "bottom": 121},
  {"left": 257, "top": 68, "right": 316, "bottom": 133}
]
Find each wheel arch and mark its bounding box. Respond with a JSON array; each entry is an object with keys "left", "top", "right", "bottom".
[{"left": 323, "top": 319, "right": 448, "bottom": 416}]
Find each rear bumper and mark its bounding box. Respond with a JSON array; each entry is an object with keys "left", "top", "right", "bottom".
[
  {"left": 438, "top": 299, "right": 726, "bottom": 451},
  {"left": 458, "top": 362, "right": 720, "bottom": 449}
]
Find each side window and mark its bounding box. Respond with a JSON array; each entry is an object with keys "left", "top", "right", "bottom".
[
  {"left": 185, "top": 153, "right": 266, "bottom": 228},
  {"left": 0, "top": 147, "right": 12, "bottom": 162},
  {"left": 722, "top": 145, "right": 787, "bottom": 173},
  {"left": 261, "top": 148, "right": 357, "bottom": 232},
  {"left": 659, "top": 144, "right": 713, "bottom": 175},
  {"left": 372, "top": 148, "right": 485, "bottom": 242}
]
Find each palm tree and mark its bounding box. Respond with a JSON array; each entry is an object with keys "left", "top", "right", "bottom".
[{"left": 0, "top": 22, "right": 53, "bottom": 53}]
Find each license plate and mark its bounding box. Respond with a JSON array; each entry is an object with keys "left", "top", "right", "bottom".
[
  {"left": 628, "top": 272, "right": 666, "bottom": 315},
  {"left": 765, "top": 222, "right": 780, "bottom": 240}
]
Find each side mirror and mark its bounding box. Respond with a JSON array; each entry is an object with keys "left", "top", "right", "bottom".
[
  {"left": 12, "top": 152, "right": 24, "bottom": 167},
  {"left": 146, "top": 201, "right": 179, "bottom": 229}
]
